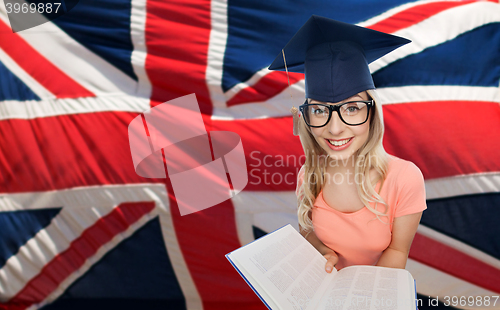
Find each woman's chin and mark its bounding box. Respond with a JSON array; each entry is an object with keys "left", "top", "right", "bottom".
[
  {"left": 320, "top": 143, "right": 354, "bottom": 161},
  {"left": 326, "top": 153, "right": 353, "bottom": 163}
]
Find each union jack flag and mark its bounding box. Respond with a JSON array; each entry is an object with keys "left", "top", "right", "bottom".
[{"left": 0, "top": 0, "right": 499, "bottom": 309}]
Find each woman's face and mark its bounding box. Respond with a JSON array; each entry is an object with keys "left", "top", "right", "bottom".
[{"left": 308, "top": 91, "right": 371, "bottom": 162}]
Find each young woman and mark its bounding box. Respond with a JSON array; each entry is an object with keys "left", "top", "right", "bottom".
[{"left": 269, "top": 15, "right": 427, "bottom": 272}]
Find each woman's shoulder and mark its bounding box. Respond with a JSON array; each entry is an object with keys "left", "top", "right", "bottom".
[
  {"left": 385, "top": 154, "right": 425, "bottom": 185},
  {"left": 385, "top": 155, "right": 427, "bottom": 217},
  {"left": 387, "top": 154, "right": 421, "bottom": 172}
]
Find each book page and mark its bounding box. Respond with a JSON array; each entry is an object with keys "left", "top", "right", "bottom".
[
  {"left": 317, "top": 266, "right": 415, "bottom": 310},
  {"left": 228, "top": 225, "right": 336, "bottom": 310}
]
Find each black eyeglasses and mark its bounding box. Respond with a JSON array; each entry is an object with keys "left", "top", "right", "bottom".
[{"left": 299, "top": 99, "right": 374, "bottom": 127}]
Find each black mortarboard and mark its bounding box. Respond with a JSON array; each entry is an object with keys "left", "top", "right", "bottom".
[{"left": 269, "top": 15, "right": 411, "bottom": 103}]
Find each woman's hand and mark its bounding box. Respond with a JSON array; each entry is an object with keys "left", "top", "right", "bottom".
[
  {"left": 322, "top": 249, "right": 339, "bottom": 273},
  {"left": 300, "top": 225, "right": 339, "bottom": 273}
]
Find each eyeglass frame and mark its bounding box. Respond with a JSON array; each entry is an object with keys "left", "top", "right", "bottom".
[{"left": 298, "top": 99, "right": 374, "bottom": 127}]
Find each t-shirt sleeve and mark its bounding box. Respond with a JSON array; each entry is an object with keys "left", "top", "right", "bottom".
[
  {"left": 395, "top": 161, "right": 427, "bottom": 218},
  {"left": 296, "top": 165, "right": 305, "bottom": 199}
]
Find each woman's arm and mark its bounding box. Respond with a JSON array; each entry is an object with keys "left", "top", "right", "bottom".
[
  {"left": 376, "top": 211, "right": 423, "bottom": 268},
  {"left": 299, "top": 224, "right": 339, "bottom": 273}
]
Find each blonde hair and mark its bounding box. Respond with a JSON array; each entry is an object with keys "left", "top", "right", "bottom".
[{"left": 297, "top": 89, "right": 389, "bottom": 231}]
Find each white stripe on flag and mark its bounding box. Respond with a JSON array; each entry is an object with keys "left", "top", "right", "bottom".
[
  {"left": 224, "top": 67, "right": 271, "bottom": 103},
  {"left": 377, "top": 86, "right": 500, "bottom": 105},
  {"left": 0, "top": 47, "right": 54, "bottom": 99},
  {"left": 212, "top": 80, "right": 305, "bottom": 120},
  {"left": 130, "top": 0, "right": 153, "bottom": 99},
  {"left": 0, "top": 95, "right": 150, "bottom": 120},
  {"left": 206, "top": 0, "right": 229, "bottom": 108},
  {"left": 0, "top": 84, "right": 495, "bottom": 121},
  {"left": 211, "top": 85, "right": 499, "bottom": 120},
  {"left": 425, "top": 172, "right": 500, "bottom": 200}
]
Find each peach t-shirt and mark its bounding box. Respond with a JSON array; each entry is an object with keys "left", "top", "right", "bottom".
[{"left": 296, "top": 155, "right": 427, "bottom": 270}]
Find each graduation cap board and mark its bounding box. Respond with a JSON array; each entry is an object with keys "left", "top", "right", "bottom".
[{"left": 269, "top": 15, "right": 411, "bottom": 104}]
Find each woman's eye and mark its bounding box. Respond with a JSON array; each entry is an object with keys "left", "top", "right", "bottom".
[
  {"left": 311, "top": 107, "right": 327, "bottom": 115},
  {"left": 343, "top": 104, "right": 363, "bottom": 114}
]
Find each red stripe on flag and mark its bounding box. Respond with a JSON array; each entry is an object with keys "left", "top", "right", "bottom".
[
  {"left": 409, "top": 233, "right": 500, "bottom": 293},
  {"left": 0, "top": 20, "right": 94, "bottom": 98},
  {"left": 144, "top": 1, "right": 261, "bottom": 309},
  {"left": 366, "top": 0, "right": 486, "bottom": 33},
  {"left": 212, "top": 117, "right": 302, "bottom": 191},
  {"left": 0, "top": 112, "right": 146, "bottom": 193},
  {"left": 6, "top": 202, "right": 155, "bottom": 308},
  {"left": 227, "top": 71, "right": 304, "bottom": 106},
  {"left": 164, "top": 179, "right": 264, "bottom": 310},
  {"left": 382, "top": 100, "right": 500, "bottom": 180},
  {"left": 144, "top": 0, "right": 212, "bottom": 114}
]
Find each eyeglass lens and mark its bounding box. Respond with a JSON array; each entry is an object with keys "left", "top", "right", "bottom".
[{"left": 303, "top": 102, "right": 369, "bottom": 126}]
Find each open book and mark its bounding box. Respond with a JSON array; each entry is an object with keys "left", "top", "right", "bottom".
[{"left": 226, "top": 224, "right": 417, "bottom": 310}]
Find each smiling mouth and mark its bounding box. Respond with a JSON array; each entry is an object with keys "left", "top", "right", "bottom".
[{"left": 327, "top": 138, "right": 353, "bottom": 147}]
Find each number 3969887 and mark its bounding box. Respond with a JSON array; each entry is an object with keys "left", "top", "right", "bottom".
[
  {"left": 443, "top": 296, "right": 499, "bottom": 307},
  {"left": 6, "top": 2, "right": 62, "bottom": 14}
]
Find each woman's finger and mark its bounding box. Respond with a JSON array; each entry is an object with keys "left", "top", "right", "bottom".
[{"left": 324, "top": 253, "right": 339, "bottom": 273}]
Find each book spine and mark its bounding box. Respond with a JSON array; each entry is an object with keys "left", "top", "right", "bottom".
[
  {"left": 225, "top": 254, "right": 273, "bottom": 310},
  {"left": 414, "top": 279, "right": 417, "bottom": 310}
]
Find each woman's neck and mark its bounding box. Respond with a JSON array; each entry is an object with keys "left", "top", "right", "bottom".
[{"left": 325, "top": 155, "right": 357, "bottom": 174}]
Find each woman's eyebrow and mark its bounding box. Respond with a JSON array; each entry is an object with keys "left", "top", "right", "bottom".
[{"left": 309, "top": 96, "right": 365, "bottom": 105}]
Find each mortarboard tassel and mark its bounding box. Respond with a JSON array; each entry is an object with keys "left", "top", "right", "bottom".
[
  {"left": 282, "top": 48, "right": 300, "bottom": 136},
  {"left": 290, "top": 106, "right": 299, "bottom": 136}
]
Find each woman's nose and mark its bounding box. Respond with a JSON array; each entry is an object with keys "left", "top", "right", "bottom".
[{"left": 327, "top": 112, "right": 346, "bottom": 135}]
